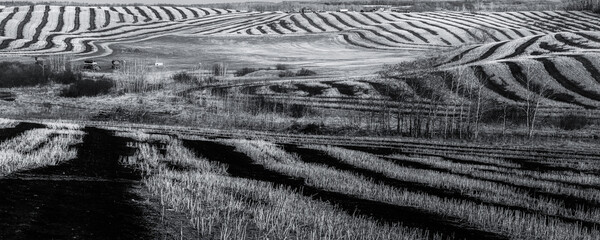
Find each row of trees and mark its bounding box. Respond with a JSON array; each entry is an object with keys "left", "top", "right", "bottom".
[{"left": 377, "top": 56, "right": 556, "bottom": 139}]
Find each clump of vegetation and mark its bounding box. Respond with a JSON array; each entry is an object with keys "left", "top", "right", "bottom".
[
  {"left": 51, "top": 69, "right": 83, "bottom": 84},
  {"left": 172, "top": 71, "right": 198, "bottom": 83},
  {"left": 278, "top": 70, "right": 296, "bottom": 78},
  {"left": 557, "top": 114, "right": 589, "bottom": 130},
  {"left": 0, "top": 62, "right": 47, "bottom": 88},
  {"left": 295, "top": 68, "right": 317, "bottom": 77},
  {"left": 0, "top": 61, "right": 83, "bottom": 88},
  {"left": 212, "top": 63, "right": 228, "bottom": 76},
  {"left": 234, "top": 67, "right": 258, "bottom": 77},
  {"left": 275, "top": 64, "right": 288, "bottom": 70},
  {"left": 563, "top": 0, "right": 600, "bottom": 13},
  {"left": 60, "top": 78, "right": 114, "bottom": 98}
]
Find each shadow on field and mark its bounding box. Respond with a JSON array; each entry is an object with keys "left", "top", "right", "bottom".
[
  {"left": 0, "top": 122, "right": 45, "bottom": 142},
  {"left": 183, "top": 140, "right": 508, "bottom": 240},
  {"left": 0, "top": 128, "right": 159, "bottom": 240}
]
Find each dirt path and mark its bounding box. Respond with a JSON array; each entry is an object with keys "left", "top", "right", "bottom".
[{"left": 0, "top": 127, "right": 160, "bottom": 239}]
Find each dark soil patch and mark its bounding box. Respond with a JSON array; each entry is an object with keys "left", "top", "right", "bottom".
[
  {"left": 0, "top": 127, "right": 160, "bottom": 239},
  {"left": 183, "top": 140, "right": 508, "bottom": 240}
]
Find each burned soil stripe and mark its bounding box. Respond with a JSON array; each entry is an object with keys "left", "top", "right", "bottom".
[
  {"left": 256, "top": 25, "right": 267, "bottom": 34},
  {"left": 69, "top": 7, "right": 81, "bottom": 32},
  {"left": 0, "top": 127, "right": 159, "bottom": 239},
  {"left": 463, "top": 41, "right": 509, "bottom": 65},
  {"left": 502, "top": 35, "right": 543, "bottom": 59},
  {"left": 19, "top": 5, "right": 50, "bottom": 49},
  {"left": 266, "top": 22, "right": 283, "bottom": 34},
  {"left": 134, "top": 6, "right": 152, "bottom": 22},
  {"left": 361, "top": 13, "right": 382, "bottom": 24},
  {"left": 407, "top": 21, "right": 437, "bottom": 35},
  {"left": 123, "top": 7, "right": 138, "bottom": 23},
  {"left": 185, "top": 7, "right": 199, "bottom": 18},
  {"left": 0, "top": 7, "right": 18, "bottom": 36},
  {"left": 0, "top": 122, "right": 45, "bottom": 143},
  {"left": 290, "top": 15, "right": 313, "bottom": 33},
  {"left": 279, "top": 19, "right": 297, "bottom": 33},
  {"left": 283, "top": 145, "right": 600, "bottom": 229},
  {"left": 441, "top": 46, "right": 479, "bottom": 66},
  {"left": 102, "top": 10, "right": 111, "bottom": 28},
  {"left": 330, "top": 12, "right": 357, "bottom": 28},
  {"left": 51, "top": 6, "right": 65, "bottom": 32},
  {"left": 390, "top": 23, "right": 429, "bottom": 42},
  {"left": 363, "top": 28, "right": 406, "bottom": 44},
  {"left": 341, "top": 33, "right": 376, "bottom": 49},
  {"left": 314, "top": 12, "right": 342, "bottom": 31},
  {"left": 574, "top": 32, "right": 600, "bottom": 43},
  {"left": 147, "top": 6, "right": 162, "bottom": 21},
  {"left": 89, "top": 7, "right": 97, "bottom": 31},
  {"left": 301, "top": 13, "right": 326, "bottom": 32},
  {"left": 199, "top": 8, "right": 211, "bottom": 16},
  {"left": 342, "top": 12, "right": 368, "bottom": 25},
  {"left": 472, "top": 65, "right": 527, "bottom": 102},
  {"left": 17, "top": 6, "right": 34, "bottom": 39},
  {"left": 438, "top": 13, "right": 514, "bottom": 40},
  {"left": 173, "top": 7, "right": 187, "bottom": 19},
  {"left": 183, "top": 140, "right": 508, "bottom": 240},
  {"left": 374, "top": 25, "right": 412, "bottom": 42},
  {"left": 375, "top": 13, "right": 395, "bottom": 22},
  {"left": 421, "top": 13, "right": 498, "bottom": 41},
  {"left": 555, "top": 33, "right": 597, "bottom": 49},
  {"left": 417, "top": 20, "right": 466, "bottom": 43},
  {"left": 538, "top": 57, "right": 600, "bottom": 101},
  {"left": 571, "top": 55, "right": 600, "bottom": 84},
  {"left": 159, "top": 6, "right": 175, "bottom": 21}
]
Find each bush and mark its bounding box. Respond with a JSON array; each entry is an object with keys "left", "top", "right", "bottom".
[
  {"left": 563, "top": 0, "right": 600, "bottom": 13},
  {"left": 172, "top": 71, "right": 198, "bottom": 83},
  {"left": 275, "top": 64, "right": 288, "bottom": 70},
  {"left": 212, "top": 63, "right": 227, "bottom": 76},
  {"left": 234, "top": 67, "right": 258, "bottom": 77},
  {"left": 60, "top": 78, "right": 114, "bottom": 98},
  {"left": 0, "top": 62, "right": 47, "bottom": 88},
  {"left": 51, "top": 70, "right": 82, "bottom": 84},
  {"left": 296, "top": 68, "right": 317, "bottom": 77},
  {"left": 558, "top": 114, "right": 589, "bottom": 130},
  {"left": 279, "top": 70, "right": 296, "bottom": 78},
  {"left": 0, "top": 61, "right": 84, "bottom": 87}
]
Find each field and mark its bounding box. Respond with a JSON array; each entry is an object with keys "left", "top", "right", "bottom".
[
  {"left": 0, "top": 118, "right": 599, "bottom": 239},
  {"left": 1, "top": 2, "right": 600, "bottom": 239}
]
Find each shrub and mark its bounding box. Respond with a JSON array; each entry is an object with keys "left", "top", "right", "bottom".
[
  {"left": 296, "top": 68, "right": 317, "bottom": 77},
  {"left": 279, "top": 70, "right": 296, "bottom": 78},
  {"left": 51, "top": 70, "right": 82, "bottom": 84},
  {"left": 212, "top": 63, "right": 227, "bottom": 76},
  {"left": 0, "top": 62, "right": 47, "bottom": 88},
  {"left": 558, "top": 114, "right": 589, "bottom": 130},
  {"left": 563, "top": 0, "right": 600, "bottom": 13},
  {"left": 275, "top": 64, "right": 288, "bottom": 70},
  {"left": 234, "top": 67, "right": 258, "bottom": 77},
  {"left": 172, "top": 71, "right": 198, "bottom": 83},
  {"left": 60, "top": 78, "right": 114, "bottom": 98}
]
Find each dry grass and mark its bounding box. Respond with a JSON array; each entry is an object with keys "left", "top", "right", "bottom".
[
  {"left": 0, "top": 128, "right": 84, "bottom": 177},
  {"left": 123, "top": 133, "right": 435, "bottom": 240},
  {"left": 228, "top": 140, "right": 600, "bottom": 240}
]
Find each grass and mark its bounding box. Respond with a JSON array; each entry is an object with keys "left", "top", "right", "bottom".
[
  {"left": 228, "top": 139, "right": 600, "bottom": 240},
  {"left": 122, "top": 133, "right": 431, "bottom": 240},
  {"left": 309, "top": 145, "right": 600, "bottom": 224},
  {"left": 0, "top": 127, "right": 84, "bottom": 177}
]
